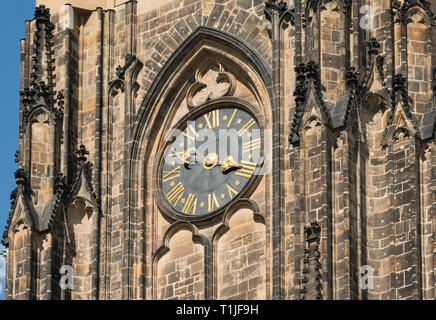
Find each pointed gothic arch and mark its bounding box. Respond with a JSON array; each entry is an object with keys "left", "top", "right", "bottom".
[
  {"left": 123, "top": 26, "right": 275, "bottom": 300},
  {"left": 151, "top": 221, "right": 210, "bottom": 300},
  {"left": 130, "top": 26, "right": 274, "bottom": 157}
]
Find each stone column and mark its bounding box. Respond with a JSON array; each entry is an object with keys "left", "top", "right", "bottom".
[{"left": 264, "top": 0, "right": 294, "bottom": 300}]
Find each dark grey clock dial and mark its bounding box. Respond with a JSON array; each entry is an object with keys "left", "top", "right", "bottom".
[{"left": 160, "top": 107, "right": 262, "bottom": 218}]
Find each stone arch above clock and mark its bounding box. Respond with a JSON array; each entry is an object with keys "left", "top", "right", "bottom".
[
  {"left": 127, "top": 28, "right": 274, "bottom": 299},
  {"left": 130, "top": 28, "right": 274, "bottom": 221}
]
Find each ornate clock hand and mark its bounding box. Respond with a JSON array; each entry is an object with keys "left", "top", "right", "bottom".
[
  {"left": 221, "top": 156, "right": 264, "bottom": 173},
  {"left": 221, "top": 155, "right": 243, "bottom": 172}
]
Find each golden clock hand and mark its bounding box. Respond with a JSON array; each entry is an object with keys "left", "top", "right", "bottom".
[{"left": 221, "top": 155, "right": 243, "bottom": 172}]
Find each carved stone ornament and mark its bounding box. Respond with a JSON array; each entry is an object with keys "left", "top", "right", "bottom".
[
  {"left": 20, "top": 5, "right": 64, "bottom": 134},
  {"left": 392, "top": 0, "right": 435, "bottom": 26},
  {"left": 186, "top": 64, "right": 236, "bottom": 108},
  {"left": 432, "top": 66, "right": 436, "bottom": 97},
  {"left": 264, "top": 0, "right": 295, "bottom": 31}
]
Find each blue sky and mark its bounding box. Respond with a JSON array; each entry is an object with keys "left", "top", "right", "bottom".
[{"left": 0, "top": 0, "right": 35, "bottom": 300}]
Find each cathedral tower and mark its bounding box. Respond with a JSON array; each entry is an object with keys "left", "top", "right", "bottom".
[{"left": 3, "top": 0, "right": 436, "bottom": 300}]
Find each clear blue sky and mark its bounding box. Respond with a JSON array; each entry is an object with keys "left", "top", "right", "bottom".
[{"left": 0, "top": 0, "right": 35, "bottom": 300}]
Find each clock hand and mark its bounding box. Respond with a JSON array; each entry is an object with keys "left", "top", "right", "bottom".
[
  {"left": 221, "top": 156, "right": 265, "bottom": 173},
  {"left": 221, "top": 155, "right": 243, "bottom": 172}
]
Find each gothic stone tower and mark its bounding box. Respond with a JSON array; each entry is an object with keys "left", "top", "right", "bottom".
[{"left": 3, "top": 0, "right": 436, "bottom": 300}]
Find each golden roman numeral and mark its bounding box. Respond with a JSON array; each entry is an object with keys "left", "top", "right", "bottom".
[
  {"left": 182, "top": 194, "right": 197, "bottom": 215},
  {"left": 226, "top": 184, "right": 238, "bottom": 199},
  {"left": 169, "top": 148, "right": 195, "bottom": 163},
  {"left": 238, "top": 119, "right": 256, "bottom": 136},
  {"left": 243, "top": 138, "right": 261, "bottom": 154},
  {"left": 208, "top": 193, "right": 220, "bottom": 212},
  {"left": 235, "top": 160, "right": 256, "bottom": 179},
  {"left": 204, "top": 110, "right": 220, "bottom": 129},
  {"left": 169, "top": 148, "right": 185, "bottom": 162},
  {"left": 227, "top": 109, "right": 237, "bottom": 128},
  {"left": 163, "top": 166, "right": 180, "bottom": 182},
  {"left": 167, "top": 182, "right": 185, "bottom": 207},
  {"left": 182, "top": 125, "right": 199, "bottom": 145}
]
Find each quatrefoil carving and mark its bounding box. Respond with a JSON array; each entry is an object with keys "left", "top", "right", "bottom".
[{"left": 186, "top": 64, "right": 236, "bottom": 108}]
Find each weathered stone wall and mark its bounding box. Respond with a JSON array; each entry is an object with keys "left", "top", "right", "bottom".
[
  {"left": 66, "top": 199, "right": 93, "bottom": 300},
  {"left": 215, "top": 208, "right": 267, "bottom": 300},
  {"left": 361, "top": 97, "right": 392, "bottom": 299},
  {"left": 29, "top": 113, "right": 53, "bottom": 214},
  {"left": 3, "top": 0, "right": 436, "bottom": 300},
  {"left": 156, "top": 229, "right": 205, "bottom": 300},
  {"left": 320, "top": 2, "right": 346, "bottom": 107},
  {"left": 8, "top": 223, "right": 31, "bottom": 300}
]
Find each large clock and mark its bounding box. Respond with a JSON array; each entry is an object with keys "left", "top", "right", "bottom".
[{"left": 158, "top": 104, "right": 263, "bottom": 221}]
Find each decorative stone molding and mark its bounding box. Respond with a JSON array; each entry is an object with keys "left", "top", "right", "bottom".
[
  {"left": 2, "top": 167, "right": 32, "bottom": 245},
  {"left": 345, "top": 67, "right": 360, "bottom": 93},
  {"left": 2, "top": 144, "right": 99, "bottom": 247},
  {"left": 264, "top": 0, "right": 295, "bottom": 37},
  {"left": 361, "top": 38, "right": 389, "bottom": 120},
  {"left": 392, "top": 0, "right": 435, "bottom": 26},
  {"left": 289, "top": 61, "right": 332, "bottom": 144},
  {"left": 67, "top": 145, "right": 99, "bottom": 209},
  {"left": 52, "top": 172, "right": 66, "bottom": 221},
  {"left": 186, "top": 64, "right": 236, "bottom": 109},
  {"left": 20, "top": 5, "right": 64, "bottom": 134},
  {"left": 301, "top": 221, "right": 323, "bottom": 300},
  {"left": 383, "top": 97, "right": 419, "bottom": 146},
  {"left": 108, "top": 53, "right": 139, "bottom": 96},
  {"left": 303, "top": 0, "right": 349, "bottom": 27},
  {"left": 432, "top": 67, "right": 436, "bottom": 97},
  {"left": 391, "top": 75, "right": 418, "bottom": 130}
]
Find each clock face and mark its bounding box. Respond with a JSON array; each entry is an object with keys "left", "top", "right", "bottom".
[{"left": 159, "top": 106, "right": 262, "bottom": 219}]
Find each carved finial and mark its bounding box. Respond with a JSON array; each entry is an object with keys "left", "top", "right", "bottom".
[
  {"left": 54, "top": 172, "right": 66, "bottom": 194},
  {"left": 367, "top": 38, "right": 380, "bottom": 56},
  {"left": 76, "top": 145, "right": 89, "bottom": 163},
  {"left": 294, "top": 64, "right": 307, "bottom": 104},
  {"left": 20, "top": 3, "right": 59, "bottom": 134},
  {"left": 14, "top": 167, "right": 27, "bottom": 186},
  {"left": 289, "top": 61, "right": 331, "bottom": 145},
  {"left": 304, "top": 220, "right": 321, "bottom": 243},
  {"left": 265, "top": 0, "right": 289, "bottom": 15},
  {"left": 10, "top": 188, "right": 18, "bottom": 207},
  {"left": 264, "top": 0, "right": 294, "bottom": 26},
  {"left": 34, "top": 5, "right": 50, "bottom": 23},
  {"left": 125, "top": 53, "right": 134, "bottom": 63},
  {"left": 393, "top": 74, "right": 407, "bottom": 92},
  {"left": 305, "top": 61, "right": 319, "bottom": 80},
  {"left": 115, "top": 65, "right": 124, "bottom": 78},
  {"left": 346, "top": 67, "right": 361, "bottom": 93},
  {"left": 302, "top": 220, "right": 323, "bottom": 300},
  {"left": 56, "top": 90, "right": 64, "bottom": 104},
  {"left": 432, "top": 66, "right": 436, "bottom": 97},
  {"left": 295, "top": 63, "right": 306, "bottom": 82},
  {"left": 420, "top": 0, "right": 431, "bottom": 9},
  {"left": 14, "top": 150, "right": 20, "bottom": 164}
]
